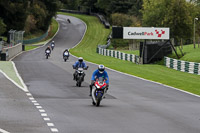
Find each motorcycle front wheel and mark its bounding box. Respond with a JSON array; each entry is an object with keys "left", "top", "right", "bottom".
[{"left": 96, "top": 93, "right": 102, "bottom": 107}]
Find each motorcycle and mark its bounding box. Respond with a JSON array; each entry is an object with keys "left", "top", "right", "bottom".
[
  {"left": 45, "top": 49, "right": 51, "bottom": 59},
  {"left": 91, "top": 77, "right": 107, "bottom": 106},
  {"left": 51, "top": 43, "right": 55, "bottom": 50},
  {"left": 73, "top": 66, "right": 88, "bottom": 87},
  {"left": 63, "top": 51, "right": 69, "bottom": 62},
  {"left": 67, "top": 19, "right": 71, "bottom": 23}
]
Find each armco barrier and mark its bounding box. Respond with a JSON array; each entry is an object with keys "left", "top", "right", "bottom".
[
  {"left": 164, "top": 56, "right": 200, "bottom": 75},
  {"left": 23, "top": 29, "right": 48, "bottom": 44},
  {"left": 97, "top": 47, "right": 140, "bottom": 64}
]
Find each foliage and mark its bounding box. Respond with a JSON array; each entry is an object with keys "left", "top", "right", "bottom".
[
  {"left": 0, "top": 18, "right": 6, "bottom": 35},
  {"left": 111, "top": 39, "right": 129, "bottom": 49},
  {"left": 142, "top": 0, "right": 194, "bottom": 41},
  {"left": 111, "top": 13, "right": 141, "bottom": 27},
  {"left": 0, "top": 0, "right": 29, "bottom": 31},
  {"left": 0, "top": 0, "right": 59, "bottom": 35}
]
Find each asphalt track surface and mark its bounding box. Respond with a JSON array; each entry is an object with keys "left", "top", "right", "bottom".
[{"left": 8, "top": 14, "right": 200, "bottom": 133}]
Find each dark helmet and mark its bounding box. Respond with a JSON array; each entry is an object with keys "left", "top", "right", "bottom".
[
  {"left": 78, "top": 57, "right": 83, "bottom": 62},
  {"left": 98, "top": 64, "right": 105, "bottom": 73}
]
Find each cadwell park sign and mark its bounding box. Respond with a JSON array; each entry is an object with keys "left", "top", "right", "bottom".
[
  {"left": 123, "top": 27, "right": 170, "bottom": 40},
  {"left": 112, "top": 26, "right": 170, "bottom": 40}
]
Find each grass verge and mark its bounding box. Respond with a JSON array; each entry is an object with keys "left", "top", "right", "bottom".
[
  {"left": 59, "top": 12, "right": 200, "bottom": 96},
  {"left": 0, "top": 61, "right": 23, "bottom": 88}
]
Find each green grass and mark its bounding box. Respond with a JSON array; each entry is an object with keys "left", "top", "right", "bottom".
[
  {"left": 59, "top": 12, "right": 200, "bottom": 96},
  {"left": 0, "top": 61, "right": 23, "bottom": 88},
  {"left": 119, "top": 50, "right": 139, "bottom": 56},
  {"left": 25, "top": 45, "right": 38, "bottom": 51},
  {"left": 169, "top": 44, "right": 200, "bottom": 63}
]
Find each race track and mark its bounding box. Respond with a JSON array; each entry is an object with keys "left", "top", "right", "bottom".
[{"left": 11, "top": 14, "right": 200, "bottom": 133}]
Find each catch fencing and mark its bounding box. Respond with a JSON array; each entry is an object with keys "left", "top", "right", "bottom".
[
  {"left": 164, "top": 57, "right": 200, "bottom": 75},
  {"left": 97, "top": 47, "right": 140, "bottom": 64}
]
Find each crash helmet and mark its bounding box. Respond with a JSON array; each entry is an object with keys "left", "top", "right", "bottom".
[
  {"left": 52, "top": 41, "right": 55, "bottom": 43},
  {"left": 78, "top": 57, "right": 83, "bottom": 62},
  {"left": 98, "top": 64, "right": 105, "bottom": 73}
]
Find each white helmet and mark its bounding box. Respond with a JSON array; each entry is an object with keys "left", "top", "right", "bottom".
[
  {"left": 78, "top": 57, "right": 83, "bottom": 62},
  {"left": 98, "top": 64, "right": 105, "bottom": 73},
  {"left": 52, "top": 41, "right": 54, "bottom": 43}
]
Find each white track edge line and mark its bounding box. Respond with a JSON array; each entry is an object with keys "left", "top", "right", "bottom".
[
  {"left": 0, "top": 128, "right": 10, "bottom": 133},
  {"left": 11, "top": 61, "right": 28, "bottom": 92}
]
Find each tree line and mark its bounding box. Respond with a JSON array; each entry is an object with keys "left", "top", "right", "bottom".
[
  {"left": 1, "top": 0, "right": 200, "bottom": 43},
  {"left": 0, "top": 0, "right": 59, "bottom": 36}
]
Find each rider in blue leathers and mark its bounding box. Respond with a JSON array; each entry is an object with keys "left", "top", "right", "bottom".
[
  {"left": 73, "top": 57, "right": 87, "bottom": 80},
  {"left": 89, "top": 64, "right": 109, "bottom": 96}
]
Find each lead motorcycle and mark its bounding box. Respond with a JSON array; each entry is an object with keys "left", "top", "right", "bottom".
[
  {"left": 91, "top": 77, "right": 108, "bottom": 107},
  {"left": 45, "top": 49, "right": 51, "bottom": 59},
  {"left": 63, "top": 51, "right": 69, "bottom": 62},
  {"left": 73, "top": 66, "right": 88, "bottom": 87}
]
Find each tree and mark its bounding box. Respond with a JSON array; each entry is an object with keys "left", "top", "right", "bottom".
[
  {"left": 0, "top": 18, "right": 6, "bottom": 35},
  {"left": 0, "top": 0, "right": 29, "bottom": 31},
  {"left": 128, "top": 0, "right": 143, "bottom": 17},
  {"left": 142, "top": 0, "right": 194, "bottom": 41},
  {"left": 111, "top": 13, "right": 140, "bottom": 27}
]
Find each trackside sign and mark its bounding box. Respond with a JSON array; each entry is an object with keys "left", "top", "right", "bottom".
[{"left": 123, "top": 27, "right": 170, "bottom": 40}]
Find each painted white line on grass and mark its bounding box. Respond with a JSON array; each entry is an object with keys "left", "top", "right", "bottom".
[
  {"left": 0, "top": 69, "right": 27, "bottom": 93},
  {"left": 0, "top": 128, "right": 10, "bottom": 133},
  {"left": 12, "top": 61, "right": 29, "bottom": 92}
]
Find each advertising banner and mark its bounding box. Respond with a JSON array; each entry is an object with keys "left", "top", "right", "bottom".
[{"left": 123, "top": 27, "right": 170, "bottom": 40}]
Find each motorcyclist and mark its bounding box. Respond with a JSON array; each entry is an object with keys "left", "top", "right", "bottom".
[
  {"left": 89, "top": 64, "right": 109, "bottom": 96},
  {"left": 51, "top": 41, "right": 55, "bottom": 50},
  {"left": 45, "top": 46, "right": 51, "bottom": 56},
  {"left": 72, "top": 57, "right": 88, "bottom": 80},
  {"left": 63, "top": 49, "right": 69, "bottom": 57}
]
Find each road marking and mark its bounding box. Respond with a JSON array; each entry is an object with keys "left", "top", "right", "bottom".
[
  {"left": 41, "top": 113, "right": 48, "bottom": 117},
  {"left": 47, "top": 123, "right": 54, "bottom": 127},
  {"left": 11, "top": 61, "right": 29, "bottom": 92},
  {"left": 44, "top": 118, "right": 50, "bottom": 121},
  {"left": 0, "top": 128, "right": 10, "bottom": 133},
  {"left": 31, "top": 100, "right": 37, "bottom": 103},
  {"left": 39, "top": 109, "right": 45, "bottom": 112},
  {"left": 36, "top": 106, "right": 42, "bottom": 109},
  {"left": 34, "top": 103, "right": 40, "bottom": 106},
  {"left": 51, "top": 128, "right": 59, "bottom": 132},
  {"left": 26, "top": 93, "right": 32, "bottom": 96},
  {"left": 29, "top": 97, "right": 34, "bottom": 100}
]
